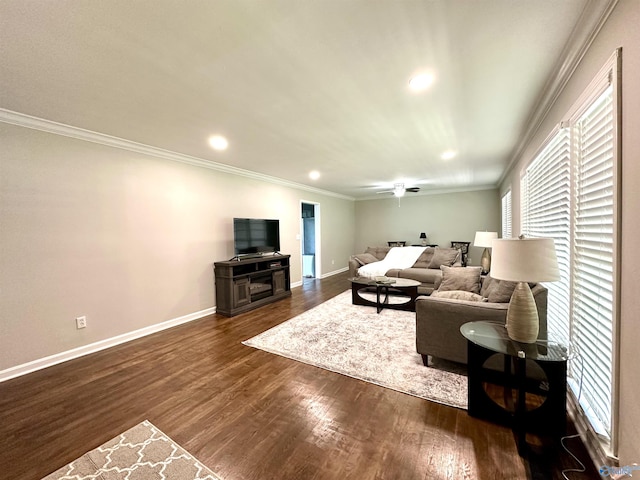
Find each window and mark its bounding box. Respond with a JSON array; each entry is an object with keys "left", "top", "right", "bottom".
[
  {"left": 520, "top": 51, "right": 620, "bottom": 449},
  {"left": 501, "top": 190, "right": 512, "bottom": 238},
  {"left": 521, "top": 128, "right": 572, "bottom": 344},
  {"left": 571, "top": 84, "right": 617, "bottom": 438}
]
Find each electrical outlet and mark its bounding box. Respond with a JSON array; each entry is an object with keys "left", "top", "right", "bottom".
[{"left": 76, "top": 316, "right": 87, "bottom": 329}]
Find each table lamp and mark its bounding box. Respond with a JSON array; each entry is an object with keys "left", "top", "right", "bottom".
[
  {"left": 474, "top": 231, "right": 498, "bottom": 274},
  {"left": 420, "top": 232, "right": 427, "bottom": 246},
  {"left": 490, "top": 236, "right": 560, "bottom": 343}
]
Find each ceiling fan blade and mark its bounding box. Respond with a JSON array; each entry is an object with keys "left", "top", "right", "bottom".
[{"left": 406, "top": 187, "right": 420, "bottom": 193}]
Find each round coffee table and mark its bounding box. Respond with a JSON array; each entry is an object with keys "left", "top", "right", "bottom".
[{"left": 348, "top": 277, "right": 421, "bottom": 313}]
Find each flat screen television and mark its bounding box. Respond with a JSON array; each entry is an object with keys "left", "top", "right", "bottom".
[{"left": 233, "top": 218, "right": 280, "bottom": 255}]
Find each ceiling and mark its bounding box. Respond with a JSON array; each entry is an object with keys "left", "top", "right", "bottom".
[{"left": 1, "top": 1, "right": 600, "bottom": 199}]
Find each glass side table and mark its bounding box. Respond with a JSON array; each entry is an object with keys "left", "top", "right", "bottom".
[{"left": 460, "top": 321, "right": 572, "bottom": 453}]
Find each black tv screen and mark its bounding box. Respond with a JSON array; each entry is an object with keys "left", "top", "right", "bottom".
[{"left": 233, "top": 218, "right": 280, "bottom": 255}]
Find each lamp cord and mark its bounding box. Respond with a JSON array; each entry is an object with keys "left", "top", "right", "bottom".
[{"left": 561, "top": 350, "right": 587, "bottom": 480}]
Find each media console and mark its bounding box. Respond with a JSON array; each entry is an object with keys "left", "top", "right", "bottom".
[{"left": 214, "top": 254, "right": 291, "bottom": 317}]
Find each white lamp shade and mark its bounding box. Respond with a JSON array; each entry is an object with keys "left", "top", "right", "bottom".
[
  {"left": 474, "top": 231, "right": 498, "bottom": 248},
  {"left": 491, "top": 237, "right": 560, "bottom": 283}
]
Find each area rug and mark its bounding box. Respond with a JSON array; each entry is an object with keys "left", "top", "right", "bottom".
[
  {"left": 42, "top": 420, "right": 221, "bottom": 480},
  {"left": 243, "top": 290, "right": 467, "bottom": 409}
]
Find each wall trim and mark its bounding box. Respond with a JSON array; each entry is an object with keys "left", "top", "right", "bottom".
[
  {"left": 0, "top": 268, "right": 348, "bottom": 383},
  {"left": 0, "top": 306, "right": 216, "bottom": 383},
  {"left": 290, "top": 266, "right": 348, "bottom": 286},
  {"left": 320, "top": 266, "right": 349, "bottom": 279},
  {"left": 499, "top": 0, "right": 619, "bottom": 184},
  {"left": 0, "top": 108, "right": 355, "bottom": 202}
]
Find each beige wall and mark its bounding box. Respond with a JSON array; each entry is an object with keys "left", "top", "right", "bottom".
[
  {"left": 0, "top": 122, "right": 355, "bottom": 372},
  {"left": 499, "top": 0, "right": 640, "bottom": 463},
  {"left": 354, "top": 189, "right": 500, "bottom": 265}
]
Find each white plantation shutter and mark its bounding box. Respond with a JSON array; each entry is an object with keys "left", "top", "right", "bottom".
[
  {"left": 520, "top": 51, "right": 620, "bottom": 447},
  {"left": 571, "top": 85, "right": 615, "bottom": 436},
  {"left": 521, "top": 129, "right": 571, "bottom": 344},
  {"left": 501, "top": 190, "right": 512, "bottom": 238}
]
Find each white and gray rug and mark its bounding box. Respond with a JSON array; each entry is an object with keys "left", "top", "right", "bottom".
[
  {"left": 42, "top": 420, "right": 221, "bottom": 480},
  {"left": 243, "top": 290, "right": 467, "bottom": 409}
]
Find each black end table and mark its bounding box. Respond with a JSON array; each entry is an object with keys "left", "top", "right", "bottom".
[{"left": 460, "top": 321, "right": 571, "bottom": 453}]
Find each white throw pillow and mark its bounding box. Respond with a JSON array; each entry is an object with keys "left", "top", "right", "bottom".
[{"left": 431, "top": 290, "right": 488, "bottom": 302}]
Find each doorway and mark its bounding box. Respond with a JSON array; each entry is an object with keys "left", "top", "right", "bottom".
[{"left": 301, "top": 202, "right": 320, "bottom": 279}]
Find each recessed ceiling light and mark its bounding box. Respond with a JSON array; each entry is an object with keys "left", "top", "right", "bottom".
[
  {"left": 208, "top": 135, "right": 228, "bottom": 151},
  {"left": 408, "top": 72, "right": 435, "bottom": 92},
  {"left": 441, "top": 150, "right": 457, "bottom": 160},
  {"left": 309, "top": 170, "right": 320, "bottom": 180}
]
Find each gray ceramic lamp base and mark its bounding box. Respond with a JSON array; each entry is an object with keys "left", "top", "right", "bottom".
[
  {"left": 506, "top": 282, "right": 539, "bottom": 343},
  {"left": 480, "top": 248, "right": 491, "bottom": 274}
]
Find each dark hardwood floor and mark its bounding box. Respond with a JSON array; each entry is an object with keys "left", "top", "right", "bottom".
[{"left": 0, "top": 273, "right": 599, "bottom": 479}]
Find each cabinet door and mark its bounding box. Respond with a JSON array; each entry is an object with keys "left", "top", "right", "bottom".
[
  {"left": 233, "top": 278, "right": 251, "bottom": 307},
  {"left": 273, "top": 270, "right": 286, "bottom": 294}
]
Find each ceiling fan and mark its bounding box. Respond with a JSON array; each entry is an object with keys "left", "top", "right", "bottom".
[{"left": 376, "top": 183, "right": 420, "bottom": 197}]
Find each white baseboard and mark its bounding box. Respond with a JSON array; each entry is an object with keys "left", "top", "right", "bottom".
[
  {"left": 1, "top": 271, "right": 347, "bottom": 383},
  {"left": 320, "top": 266, "right": 349, "bottom": 278},
  {"left": 290, "top": 267, "right": 348, "bottom": 287},
  {"left": 0, "top": 306, "right": 216, "bottom": 383}
]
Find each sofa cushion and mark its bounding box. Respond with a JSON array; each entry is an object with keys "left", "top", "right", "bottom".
[
  {"left": 353, "top": 253, "right": 379, "bottom": 266},
  {"left": 398, "top": 267, "right": 441, "bottom": 285},
  {"left": 411, "top": 248, "right": 435, "bottom": 268},
  {"left": 431, "top": 290, "right": 488, "bottom": 302},
  {"left": 428, "top": 248, "right": 461, "bottom": 269},
  {"left": 364, "top": 246, "right": 391, "bottom": 261},
  {"left": 437, "top": 266, "right": 482, "bottom": 294}
]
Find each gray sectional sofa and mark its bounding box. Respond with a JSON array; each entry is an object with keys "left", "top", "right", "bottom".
[
  {"left": 415, "top": 272, "right": 548, "bottom": 366},
  {"left": 348, "top": 246, "right": 462, "bottom": 295}
]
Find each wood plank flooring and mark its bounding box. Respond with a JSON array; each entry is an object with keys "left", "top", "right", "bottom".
[{"left": 0, "top": 273, "right": 599, "bottom": 479}]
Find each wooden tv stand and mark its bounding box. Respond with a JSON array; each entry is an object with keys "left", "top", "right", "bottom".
[{"left": 214, "top": 254, "right": 291, "bottom": 317}]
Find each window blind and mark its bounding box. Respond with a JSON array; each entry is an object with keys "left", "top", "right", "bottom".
[
  {"left": 521, "top": 129, "right": 571, "bottom": 344},
  {"left": 571, "top": 85, "right": 615, "bottom": 436},
  {"left": 501, "top": 190, "right": 512, "bottom": 238}
]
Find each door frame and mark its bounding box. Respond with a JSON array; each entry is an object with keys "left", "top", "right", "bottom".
[{"left": 300, "top": 200, "right": 321, "bottom": 279}]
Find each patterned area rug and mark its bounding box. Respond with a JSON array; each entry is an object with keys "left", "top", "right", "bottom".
[
  {"left": 42, "top": 420, "right": 220, "bottom": 480},
  {"left": 243, "top": 290, "right": 468, "bottom": 409}
]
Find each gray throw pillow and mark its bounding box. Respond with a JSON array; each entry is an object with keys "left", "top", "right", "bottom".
[
  {"left": 480, "top": 274, "right": 494, "bottom": 297},
  {"left": 431, "top": 290, "right": 488, "bottom": 302},
  {"left": 437, "top": 265, "right": 482, "bottom": 294},
  {"left": 487, "top": 278, "right": 520, "bottom": 303},
  {"left": 354, "top": 253, "right": 379, "bottom": 266},
  {"left": 428, "top": 248, "right": 460, "bottom": 269}
]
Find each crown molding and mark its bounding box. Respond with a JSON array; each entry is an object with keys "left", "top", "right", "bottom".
[
  {"left": 499, "top": 0, "right": 619, "bottom": 185},
  {"left": 0, "top": 108, "right": 355, "bottom": 201}
]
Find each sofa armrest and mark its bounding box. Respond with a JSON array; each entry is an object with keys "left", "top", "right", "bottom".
[
  {"left": 348, "top": 257, "right": 361, "bottom": 278},
  {"left": 416, "top": 296, "right": 510, "bottom": 324},
  {"left": 416, "top": 296, "right": 509, "bottom": 364}
]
